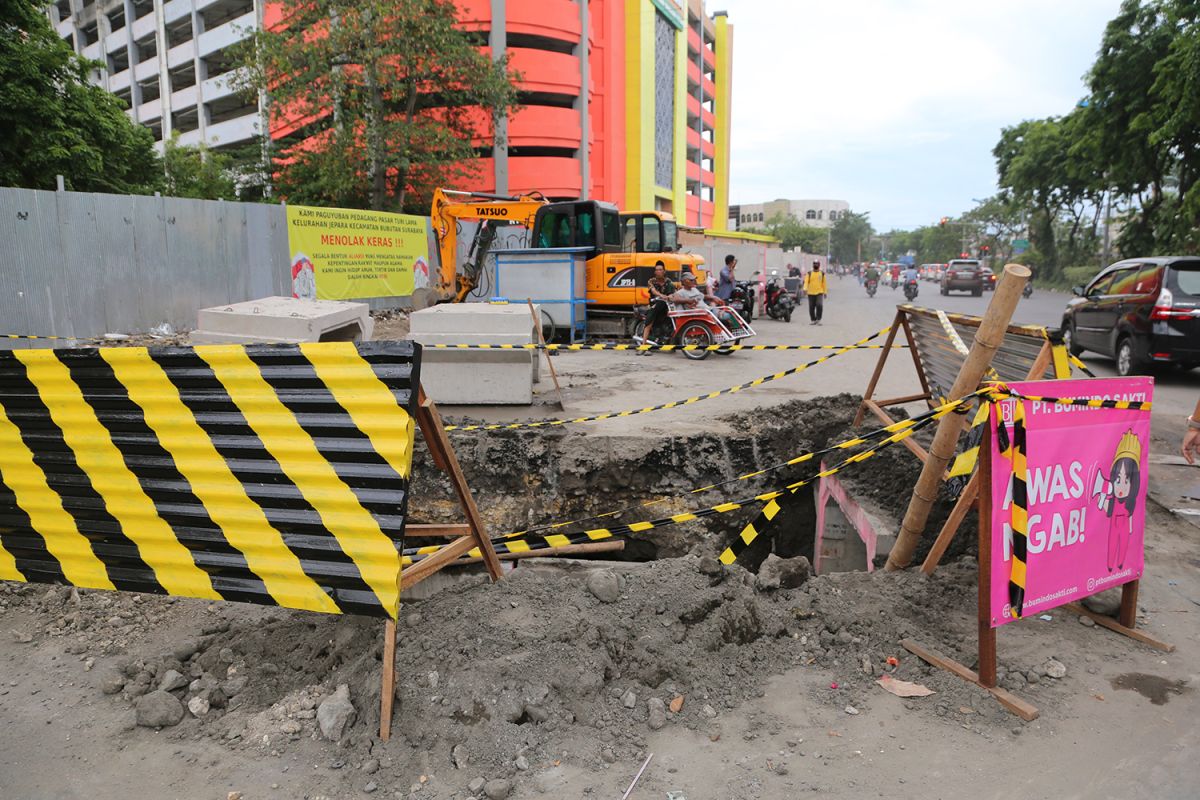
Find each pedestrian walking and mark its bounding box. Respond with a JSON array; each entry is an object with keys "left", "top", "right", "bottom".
[
  {"left": 803, "top": 260, "right": 827, "bottom": 325},
  {"left": 716, "top": 254, "right": 737, "bottom": 302}
]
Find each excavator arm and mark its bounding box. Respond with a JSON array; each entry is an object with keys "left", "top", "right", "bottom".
[{"left": 430, "top": 188, "right": 547, "bottom": 302}]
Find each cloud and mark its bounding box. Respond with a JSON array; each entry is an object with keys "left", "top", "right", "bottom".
[{"left": 716, "top": 0, "right": 1122, "bottom": 228}]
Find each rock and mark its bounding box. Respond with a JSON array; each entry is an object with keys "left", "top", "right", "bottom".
[
  {"left": 484, "top": 779, "right": 512, "bottom": 799},
  {"left": 100, "top": 670, "right": 126, "bottom": 695},
  {"left": 647, "top": 697, "right": 667, "bottom": 730},
  {"left": 197, "top": 686, "right": 227, "bottom": 710},
  {"left": 135, "top": 691, "right": 185, "bottom": 728},
  {"left": 697, "top": 555, "right": 722, "bottom": 576},
  {"left": 1026, "top": 671, "right": 1040, "bottom": 684},
  {"left": 1079, "top": 615, "right": 1096, "bottom": 627},
  {"left": 835, "top": 629, "right": 853, "bottom": 645},
  {"left": 159, "top": 669, "right": 189, "bottom": 693},
  {"left": 621, "top": 689, "right": 637, "bottom": 709},
  {"left": 701, "top": 704, "right": 718, "bottom": 719},
  {"left": 172, "top": 640, "right": 201, "bottom": 662},
  {"left": 707, "top": 722, "right": 722, "bottom": 742},
  {"left": 1043, "top": 659, "right": 1067, "bottom": 679},
  {"left": 844, "top": 705, "right": 859, "bottom": 716},
  {"left": 515, "top": 755, "right": 529, "bottom": 771},
  {"left": 586, "top": 570, "right": 621, "bottom": 603},
  {"left": 452, "top": 744, "right": 470, "bottom": 769},
  {"left": 362, "top": 781, "right": 377, "bottom": 794},
  {"left": 187, "top": 695, "right": 211, "bottom": 717},
  {"left": 1082, "top": 588, "right": 1121, "bottom": 617},
  {"left": 317, "top": 684, "right": 357, "bottom": 741},
  {"left": 221, "top": 676, "right": 248, "bottom": 698},
  {"left": 468, "top": 777, "right": 486, "bottom": 795},
  {"left": 218, "top": 647, "right": 235, "bottom": 664},
  {"left": 756, "top": 554, "right": 811, "bottom": 591},
  {"left": 362, "top": 758, "right": 379, "bottom": 775},
  {"left": 228, "top": 793, "right": 243, "bottom": 800}
]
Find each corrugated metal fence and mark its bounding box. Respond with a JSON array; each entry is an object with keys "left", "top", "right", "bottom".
[{"left": 0, "top": 188, "right": 292, "bottom": 345}]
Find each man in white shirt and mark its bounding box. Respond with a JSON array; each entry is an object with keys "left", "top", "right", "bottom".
[{"left": 671, "top": 272, "right": 724, "bottom": 311}]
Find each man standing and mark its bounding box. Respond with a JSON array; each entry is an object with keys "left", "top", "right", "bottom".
[
  {"left": 716, "top": 254, "right": 737, "bottom": 302},
  {"left": 803, "top": 260, "right": 827, "bottom": 325}
]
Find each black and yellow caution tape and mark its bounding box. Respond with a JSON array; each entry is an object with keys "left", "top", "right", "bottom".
[
  {"left": 442, "top": 328, "right": 889, "bottom": 432},
  {"left": 944, "top": 400, "right": 991, "bottom": 492},
  {"left": 503, "top": 393, "right": 977, "bottom": 539},
  {"left": 1066, "top": 353, "right": 1095, "bottom": 377},
  {"left": 989, "top": 388, "right": 1151, "bottom": 412},
  {"left": 428, "top": 339, "right": 907, "bottom": 352},
  {"left": 403, "top": 392, "right": 987, "bottom": 567},
  {"left": 2, "top": 333, "right": 87, "bottom": 341},
  {"left": 402, "top": 408, "right": 946, "bottom": 567},
  {"left": 996, "top": 398, "right": 1029, "bottom": 619}
]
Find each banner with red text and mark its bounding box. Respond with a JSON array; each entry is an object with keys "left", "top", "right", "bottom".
[{"left": 286, "top": 205, "right": 431, "bottom": 300}]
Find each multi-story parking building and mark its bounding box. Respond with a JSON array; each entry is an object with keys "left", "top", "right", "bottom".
[{"left": 50, "top": 0, "right": 733, "bottom": 229}]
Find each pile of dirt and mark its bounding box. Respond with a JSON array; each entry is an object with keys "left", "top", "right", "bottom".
[{"left": 2, "top": 542, "right": 1077, "bottom": 799}]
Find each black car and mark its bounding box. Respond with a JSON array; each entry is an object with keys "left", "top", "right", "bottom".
[
  {"left": 940, "top": 259, "right": 984, "bottom": 296},
  {"left": 1062, "top": 256, "right": 1200, "bottom": 376}
]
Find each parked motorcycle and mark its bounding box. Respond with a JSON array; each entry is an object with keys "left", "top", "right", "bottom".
[
  {"left": 904, "top": 278, "right": 919, "bottom": 301},
  {"left": 764, "top": 270, "right": 794, "bottom": 322},
  {"left": 729, "top": 279, "right": 756, "bottom": 321},
  {"left": 865, "top": 278, "right": 878, "bottom": 298}
]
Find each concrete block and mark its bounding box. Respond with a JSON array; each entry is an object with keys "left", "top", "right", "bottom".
[
  {"left": 190, "top": 297, "right": 372, "bottom": 345},
  {"left": 408, "top": 303, "right": 540, "bottom": 404},
  {"left": 409, "top": 303, "right": 537, "bottom": 336},
  {"left": 420, "top": 349, "right": 534, "bottom": 405}
]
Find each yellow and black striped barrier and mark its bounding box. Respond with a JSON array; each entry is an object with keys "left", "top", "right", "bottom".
[
  {"left": 0, "top": 341, "right": 421, "bottom": 619},
  {"left": 2, "top": 334, "right": 86, "bottom": 341},
  {"left": 442, "top": 328, "right": 889, "bottom": 432}
]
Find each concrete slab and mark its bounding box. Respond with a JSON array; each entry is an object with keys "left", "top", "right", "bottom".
[
  {"left": 409, "top": 303, "right": 540, "bottom": 404},
  {"left": 190, "top": 296, "right": 372, "bottom": 344}
]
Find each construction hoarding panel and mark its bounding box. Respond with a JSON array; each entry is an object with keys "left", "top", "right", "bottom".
[
  {"left": 0, "top": 341, "right": 421, "bottom": 619},
  {"left": 286, "top": 205, "right": 431, "bottom": 301},
  {"left": 988, "top": 377, "right": 1153, "bottom": 627}
]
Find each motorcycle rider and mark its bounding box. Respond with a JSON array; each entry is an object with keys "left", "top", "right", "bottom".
[
  {"left": 901, "top": 263, "right": 920, "bottom": 299},
  {"left": 637, "top": 264, "right": 677, "bottom": 355},
  {"left": 864, "top": 262, "right": 880, "bottom": 294},
  {"left": 890, "top": 263, "right": 902, "bottom": 287}
]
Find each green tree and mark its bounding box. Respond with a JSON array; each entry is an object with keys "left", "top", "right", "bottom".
[
  {"left": 829, "top": 211, "right": 873, "bottom": 264},
  {"left": 0, "top": 0, "right": 160, "bottom": 193},
  {"left": 757, "top": 212, "right": 826, "bottom": 252},
  {"left": 162, "top": 134, "right": 237, "bottom": 200},
  {"left": 235, "top": 0, "right": 522, "bottom": 213}
]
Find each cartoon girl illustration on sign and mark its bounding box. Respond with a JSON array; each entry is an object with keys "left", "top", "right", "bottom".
[{"left": 1089, "top": 430, "right": 1143, "bottom": 571}]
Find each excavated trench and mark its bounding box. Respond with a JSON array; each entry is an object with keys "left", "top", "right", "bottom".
[{"left": 408, "top": 393, "right": 975, "bottom": 572}]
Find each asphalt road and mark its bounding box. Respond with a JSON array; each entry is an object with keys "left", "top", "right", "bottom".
[{"left": 444, "top": 275, "right": 1196, "bottom": 444}]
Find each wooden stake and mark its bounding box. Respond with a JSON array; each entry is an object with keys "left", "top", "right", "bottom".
[
  {"left": 853, "top": 310, "right": 905, "bottom": 428},
  {"left": 1065, "top": 592, "right": 1175, "bottom": 653},
  {"left": 976, "top": 421, "right": 997, "bottom": 688},
  {"left": 901, "top": 638, "right": 1038, "bottom": 721},
  {"left": 886, "top": 264, "right": 1030, "bottom": 570},
  {"left": 528, "top": 299, "right": 565, "bottom": 410}
]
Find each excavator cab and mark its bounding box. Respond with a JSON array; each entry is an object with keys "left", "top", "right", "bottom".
[{"left": 531, "top": 201, "right": 623, "bottom": 258}]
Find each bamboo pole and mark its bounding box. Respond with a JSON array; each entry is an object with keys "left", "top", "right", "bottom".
[{"left": 885, "top": 264, "right": 1030, "bottom": 571}]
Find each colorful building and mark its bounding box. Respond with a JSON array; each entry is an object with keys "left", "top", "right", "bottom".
[
  {"left": 50, "top": 0, "right": 733, "bottom": 230},
  {"left": 454, "top": 0, "right": 732, "bottom": 230}
]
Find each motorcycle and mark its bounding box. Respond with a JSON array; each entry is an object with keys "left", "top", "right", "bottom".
[
  {"left": 903, "top": 278, "right": 919, "bottom": 301},
  {"left": 728, "top": 279, "right": 757, "bottom": 321},
  {"left": 865, "top": 277, "right": 878, "bottom": 298},
  {"left": 633, "top": 301, "right": 757, "bottom": 361},
  {"left": 764, "top": 270, "right": 794, "bottom": 322}
]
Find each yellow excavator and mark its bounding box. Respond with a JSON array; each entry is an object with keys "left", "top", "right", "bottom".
[{"left": 431, "top": 188, "right": 705, "bottom": 331}]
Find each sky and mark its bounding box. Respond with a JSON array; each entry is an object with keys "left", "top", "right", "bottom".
[{"left": 716, "top": 0, "right": 1125, "bottom": 231}]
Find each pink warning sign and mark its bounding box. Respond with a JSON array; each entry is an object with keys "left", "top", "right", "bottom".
[{"left": 988, "top": 377, "right": 1153, "bottom": 628}]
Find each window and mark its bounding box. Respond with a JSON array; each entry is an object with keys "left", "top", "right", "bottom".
[
  {"left": 1169, "top": 262, "right": 1200, "bottom": 296},
  {"left": 1105, "top": 267, "right": 1140, "bottom": 296},
  {"left": 601, "top": 210, "right": 621, "bottom": 248},
  {"left": 1086, "top": 271, "right": 1118, "bottom": 296},
  {"left": 621, "top": 217, "right": 638, "bottom": 250},
  {"left": 805, "top": 210, "right": 816, "bottom": 220},
  {"left": 135, "top": 33, "right": 157, "bottom": 61},
  {"left": 108, "top": 48, "right": 129, "bottom": 74},
  {"left": 644, "top": 219, "right": 662, "bottom": 252},
  {"left": 537, "top": 212, "right": 572, "bottom": 248},
  {"left": 1130, "top": 265, "right": 1162, "bottom": 296},
  {"left": 108, "top": 8, "right": 126, "bottom": 33}
]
